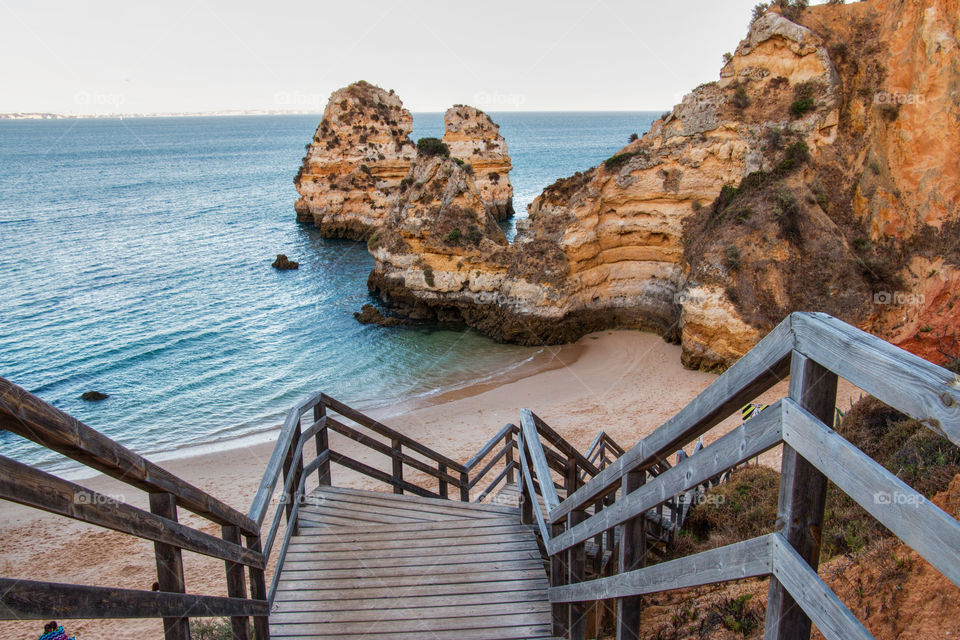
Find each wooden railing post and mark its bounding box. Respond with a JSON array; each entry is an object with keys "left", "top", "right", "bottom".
[
  {"left": 245, "top": 534, "right": 270, "bottom": 640},
  {"left": 391, "top": 438, "right": 403, "bottom": 495},
  {"left": 568, "top": 508, "right": 587, "bottom": 640},
  {"left": 616, "top": 470, "right": 646, "bottom": 640},
  {"left": 551, "top": 521, "right": 569, "bottom": 639},
  {"left": 149, "top": 492, "right": 191, "bottom": 640},
  {"left": 438, "top": 463, "right": 448, "bottom": 499},
  {"left": 313, "top": 403, "right": 330, "bottom": 486},
  {"left": 281, "top": 418, "right": 304, "bottom": 535},
  {"left": 222, "top": 525, "right": 250, "bottom": 640},
  {"left": 505, "top": 431, "right": 515, "bottom": 484},
  {"left": 459, "top": 470, "right": 470, "bottom": 502},
  {"left": 765, "top": 352, "right": 837, "bottom": 640}
]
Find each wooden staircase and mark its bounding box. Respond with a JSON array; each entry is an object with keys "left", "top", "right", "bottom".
[{"left": 270, "top": 486, "right": 555, "bottom": 639}]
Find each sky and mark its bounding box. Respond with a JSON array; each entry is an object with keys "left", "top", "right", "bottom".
[{"left": 2, "top": 0, "right": 783, "bottom": 114}]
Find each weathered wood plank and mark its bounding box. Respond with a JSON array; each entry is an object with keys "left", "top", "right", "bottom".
[
  {"left": 770, "top": 534, "right": 873, "bottom": 640},
  {"left": 766, "top": 353, "right": 837, "bottom": 640},
  {"left": 312, "top": 484, "right": 515, "bottom": 514},
  {"left": 0, "top": 376, "right": 257, "bottom": 534},
  {"left": 271, "top": 600, "right": 550, "bottom": 623},
  {"left": 276, "top": 567, "right": 549, "bottom": 590},
  {"left": 551, "top": 317, "right": 795, "bottom": 522},
  {"left": 548, "top": 402, "right": 783, "bottom": 554},
  {"left": 283, "top": 531, "right": 535, "bottom": 553},
  {"left": 617, "top": 470, "right": 646, "bottom": 640},
  {"left": 272, "top": 589, "right": 548, "bottom": 611},
  {"left": 285, "top": 540, "right": 539, "bottom": 559},
  {"left": 783, "top": 398, "right": 960, "bottom": 588},
  {"left": 271, "top": 578, "right": 547, "bottom": 602},
  {"left": 0, "top": 455, "right": 263, "bottom": 568},
  {"left": 269, "top": 624, "right": 553, "bottom": 640},
  {"left": 270, "top": 611, "right": 551, "bottom": 634},
  {"left": 222, "top": 525, "right": 251, "bottom": 640},
  {"left": 249, "top": 392, "right": 322, "bottom": 526},
  {"left": 282, "top": 548, "right": 542, "bottom": 570},
  {"left": 518, "top": 430, "right": 552, "bottom": 541},
  {"left": 149, "top": 492, "right": 190, "bottom": 640},
  {"left": 521, "top": 409, "right": 561, "bottom": 511},
  {"left": 793, "top": 311, "right": 960, "bottom": 446},
  {"left": 0, "top": 578, "right": 268, "bottom": 620},
  {"left": 550, "top": 535, "right": 774, "bottom": 602}
]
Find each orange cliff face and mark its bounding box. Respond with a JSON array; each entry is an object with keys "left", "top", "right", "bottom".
[
  {"left": 363, "top": 0, "right": 960, "bottom": 369},
  {"left": 294, "top": 81, "right": 416, "bottom": 240},
  {"left": 442, "top": 105, "right": 514, "bottom": 221}
]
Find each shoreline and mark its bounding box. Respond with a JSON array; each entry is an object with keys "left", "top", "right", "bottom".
[{"left": 59, "top": 339, "right": 586, "bottom": 482}]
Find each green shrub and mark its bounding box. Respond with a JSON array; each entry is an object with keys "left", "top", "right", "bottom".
[
  {"left": 422, "top": 266, "right": 435, "bottom": 287},
  {"left": 628, "top": 132, "right": 639, "bottom": 142},
  {"left": 603, "top": 152, "right": 639, "bottom": 171},
  {"left": 466, "top": 224, "right": 483, "bottom": 245},
  {"left": 416, "top": 137, "right": 450, "bottom": 158},
  {"left": 725, "top": 244, "right": 741, "bottom": 269},
  {"left": 790, "top": 82, "right": 817, "bottom": 118},
  {"left": 732, "top": 86, "right": 751, "bottom": 110},
  {"left": 444, "top": 228, "right": 462, "bottom": 244}
]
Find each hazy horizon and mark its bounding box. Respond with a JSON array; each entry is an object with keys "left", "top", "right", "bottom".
[{"left": 0, "top": 0, "right": 824, "bottom": 115}]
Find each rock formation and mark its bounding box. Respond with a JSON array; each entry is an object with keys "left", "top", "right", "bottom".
[
  {"left": 271, "top": 254, "right": 299, "bottom": 270},
  {"left": 366, "top": 0, "right": 960, "bottom": 369},
  {"left": 441, "top": 105, "right": 514, "bottom": 220},
  {"left": 295, "top": 83, "right": 513, "bottom": 240},
  {"left": 294, "top": 81, "right": 417, "bottom": 240}
]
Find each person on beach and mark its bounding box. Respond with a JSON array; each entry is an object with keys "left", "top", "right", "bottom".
[{"left": 38, "top": 621, "right": 76, "bottom": 640}]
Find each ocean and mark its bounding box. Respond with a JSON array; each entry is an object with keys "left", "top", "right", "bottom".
[{"left": 0, "top": 112, "right": 658, "bottom": 470}]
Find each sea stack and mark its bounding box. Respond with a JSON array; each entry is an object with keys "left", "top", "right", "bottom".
[
  {"left": 294, "top": 81, "right": 417, "bottom": 240},
  {"left": 441, "top": 105, "right": 514, "bottom": 221}
]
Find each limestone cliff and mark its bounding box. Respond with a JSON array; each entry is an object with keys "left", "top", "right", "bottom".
[
  {"left": 442, "top": 105, "right": 514, "bottom": 220},
  {"left": 295, "top": 84, "right": 514, "bottom": 240},
  {"left": 366, "top": 0, "right": 960, "bottom": 369},
  {"left": 294, "top": 81, "right": 417, "bottom": 240}
]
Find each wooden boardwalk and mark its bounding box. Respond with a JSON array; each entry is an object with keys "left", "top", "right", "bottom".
[{"left": 270, "top": 485, "right": 556, "bottom": 639}]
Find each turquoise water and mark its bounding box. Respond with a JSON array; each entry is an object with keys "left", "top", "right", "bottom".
[{"left": 0, "top": 112, "right": 658, "bottom": 469}]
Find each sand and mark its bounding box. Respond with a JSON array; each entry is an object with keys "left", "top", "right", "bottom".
[{"left": 0, "top": 329, "right": 864, "bottom": 640}]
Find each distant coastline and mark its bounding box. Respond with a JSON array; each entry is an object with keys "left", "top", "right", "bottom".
[{"left": 0, "top": 109, "right": 325, "bottom": 120}]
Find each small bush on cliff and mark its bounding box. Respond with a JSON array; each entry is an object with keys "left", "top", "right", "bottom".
[
  {"left": 725, "top": 245, "right": 742, "bottom": 270},
  {"left": 790, "top": 82, "right": 817, "bottom": 118},
  {"left": 444, "top": 228, "right": 462, "bottom": 244},
  {"left": 422, "top": 266, "right": 435, "bottom": 287},
  {"left": 416, "top": 137, "right": 450, "bottom": 158},
  {"left": 467, "top": 224, "right": 483, "bottom": 245},
  {"left": 604, "top": 151, "right": 640, "bottom": 172},
  {"left": 732, "top": 86, "right": 751, "bottom": 110}
]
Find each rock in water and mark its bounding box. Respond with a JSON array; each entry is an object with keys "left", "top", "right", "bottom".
[
  {"left": 441, "top": 105, "right": 514, "bottom": 220},
  {"left": 354, "top": 303, "right": 404, "bottom": 327},
  {"left": 81, "top": 391, "right": 109, "bottom": 402},
  {"left": 272, "top": 254, "right": 299, "bottom": 270},
  {"left": 294, "top": 81, "right": 417, "bottom": 240}
]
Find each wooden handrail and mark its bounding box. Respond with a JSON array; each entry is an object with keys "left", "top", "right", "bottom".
[
  {"left": 520, "top": 410, "right": 561, "bottom": 512},
  {"left": 0, "top": 455, "right": 263, "bottom": 569},
  {"left": 320, "top": 394, "right": 466, "bottom": 472},
  {"left": 0, "top": 378, "right": 258, "bottom": 536},
  {"left": 550, "top": 317, "right": 795, "bottom": 523},
  {"left": 0, "top": 376, "right": 269, "bottom": 639},
  {"left": 523, "top": 312, "right": 960, "bottom": 640}
]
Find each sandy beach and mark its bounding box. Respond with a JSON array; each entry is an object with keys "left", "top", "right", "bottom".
[{"left": 0, "top": 329, "right": 864, "bottom": 640}]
